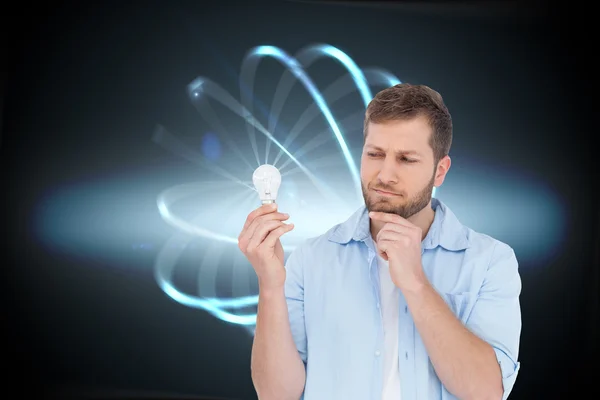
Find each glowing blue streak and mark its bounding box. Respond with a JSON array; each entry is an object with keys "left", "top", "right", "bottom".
[
  {"left": 299, "top": 44, "right": 372, "bottom": 107},
  {"left": 157, "top": 269, "right": 257, "bottom": 325},
  {"left": 268, "top": 44, "right": 373, "bottom": 140},
  {"left": 249, "top": 45, "right": 362, "bottom": 199},
  {"left": 270, "top": 44, "right": 375, "bottom": 168},
  {"left": 206, "top": 295, "right": 259, "bottom": 308}
]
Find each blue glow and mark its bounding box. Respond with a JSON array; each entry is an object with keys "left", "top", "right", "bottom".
[
  {"left": 437, "top": 160, "right": 566, "bottom": 264},
  {"left": 201, "top": 132, "right": 221, "bottom": 161}
]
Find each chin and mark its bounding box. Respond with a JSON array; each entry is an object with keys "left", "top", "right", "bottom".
[{"left": 367, "top": 199, "right": 399, "bottom": 213}]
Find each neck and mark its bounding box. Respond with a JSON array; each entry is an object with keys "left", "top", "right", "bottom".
[{"left": 370, "top": 201, "right": 435, "bottom": 243}]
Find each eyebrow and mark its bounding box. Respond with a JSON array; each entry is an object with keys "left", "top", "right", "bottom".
[{"left": 365, "top": 145, "right": 422, "bottom": 157}]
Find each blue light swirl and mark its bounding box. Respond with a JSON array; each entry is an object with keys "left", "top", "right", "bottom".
[{"left": 154, "top": 44, "right": 402, "bottom": 330}]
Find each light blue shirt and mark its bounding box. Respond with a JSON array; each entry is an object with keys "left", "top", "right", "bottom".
[{"left": 284, "top": 197, "right": 521, "bottom": 400}]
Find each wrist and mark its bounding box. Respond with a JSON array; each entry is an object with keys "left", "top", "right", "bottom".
[
  {"left": 399, "top": 273, "right": 430, "bottom": 295},
  {"left": 258, "top": 283, "right": 285, "bottom": 299}
]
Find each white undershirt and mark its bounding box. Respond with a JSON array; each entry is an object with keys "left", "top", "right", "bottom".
[{"left": 377, "top": 254, "right": 402, "bottom": 400}]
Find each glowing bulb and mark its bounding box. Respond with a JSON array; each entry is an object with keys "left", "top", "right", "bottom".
[{"left": 253, "top": 164, "right": 281, "bottom": 205}]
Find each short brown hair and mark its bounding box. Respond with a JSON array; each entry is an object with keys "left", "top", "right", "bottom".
[{"left": 364, "top": 83, "right": 452, "bottom": 165}]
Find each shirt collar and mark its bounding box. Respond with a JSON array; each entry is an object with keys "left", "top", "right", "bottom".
[{"left": 327, "top": 197, "right": 470, "bottom": 251}]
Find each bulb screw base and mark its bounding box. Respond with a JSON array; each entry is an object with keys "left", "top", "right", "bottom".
[{"left": 261, "top": 199, "right": 276, "bottom": 205}]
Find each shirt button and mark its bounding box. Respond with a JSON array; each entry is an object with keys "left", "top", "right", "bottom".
[
  {"left": 404, "top": 306, "right": 408, "bottom": 313},
  {"left": 375, "top": 350, "right": 381, "bottom": 357},
  {"left": 376, "top": 303, "right": 380, "bottom": 309},
  {"left": 405, "top": 351, "right": 409, "bottom": 360}
]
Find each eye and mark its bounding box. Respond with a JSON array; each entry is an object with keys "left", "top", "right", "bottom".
[
  {"left": 401, "top": 156, "right": 417, "bottom": 163},
  {"left": 367, "top": 152, "right": 383, "bottom": 157}
]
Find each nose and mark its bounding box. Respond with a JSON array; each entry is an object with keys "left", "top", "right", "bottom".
[{"left": 377, "top": 157, "right": 398, "bottom": 185}]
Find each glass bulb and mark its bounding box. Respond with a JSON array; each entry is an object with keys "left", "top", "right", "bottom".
[{"left": 252, "top": 164, "right": 281, "bottom": 205}]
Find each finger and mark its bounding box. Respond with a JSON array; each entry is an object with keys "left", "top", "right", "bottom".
[
  {"left": 243, "top": 203, "right": 278, "bottom": 231},
  {"left": 369, "top": 211, "right": 414, "bottom": 228},
  {"left": 376, "top": 240, "right": 389, "bottom": 261},
  {"left": 379, "top": 222, "right": 413, "bottom": 235},
  {"left": 383, "top": 222, "right": 421, "bottom": 244},
  {"left": 243, "top": 203, "right": 277, "bottom": 232},
  {"left": 247, "top": 220, "right": 290, "bottom": 251},
  {"left": 243, "top": 212, "right": 290, "bottom": 246},
  {"left": 240, "top": 208, "right": 288, "bottom": 245},
  {"left": 376, "top": 230, "right": 407, "bottom": 244},
  {"left": 262, "top": 222, "right": 295, "bottom": 249}
]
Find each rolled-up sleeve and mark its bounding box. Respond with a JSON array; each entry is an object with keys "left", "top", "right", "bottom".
[
  {"left": 466, "top": 242, "right": 522, "bottom": 399},
  {"left": 284, "top": 245, "right": 307, "bottom": 364}
]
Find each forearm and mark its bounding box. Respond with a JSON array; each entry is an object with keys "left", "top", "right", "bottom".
[
  {"left": 404, "top": 281, "right": 503, "bottom": 400},
  {"left": 251, "top": 286, "right": 306, "bottom": 400}
]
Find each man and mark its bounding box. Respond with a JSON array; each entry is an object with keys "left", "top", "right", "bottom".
[{"left": 238, "top": 83, "right": 522, "bottom": 400}]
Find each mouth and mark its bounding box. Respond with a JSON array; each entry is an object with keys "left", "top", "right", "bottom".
[{"left": 372, "top": 188, "right": 401, "bottom": 197}]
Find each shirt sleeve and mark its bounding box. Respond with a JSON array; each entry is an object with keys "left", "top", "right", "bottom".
[
  {"left": 466, "top": 241, "right": 522, "bottom": 399},
  {"left": 284, "top": 244, "right": 307, "bottom": 365}
]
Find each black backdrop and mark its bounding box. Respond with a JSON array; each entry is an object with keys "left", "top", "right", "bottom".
[{"left": 2, "top": 1, "right": 598, "bottom": 399}]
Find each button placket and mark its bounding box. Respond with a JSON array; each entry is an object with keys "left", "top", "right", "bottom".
[{"left": 366, "top": 246, "right": 384, "bottom": 365}]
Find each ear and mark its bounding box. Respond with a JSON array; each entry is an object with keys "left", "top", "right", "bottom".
[{"left": 433, "top": 155, "right": 451, "bottom": 187}]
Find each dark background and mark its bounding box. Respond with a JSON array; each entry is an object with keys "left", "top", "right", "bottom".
[{"left": 2, "top": 0, "right": 597, "bottom": 399}]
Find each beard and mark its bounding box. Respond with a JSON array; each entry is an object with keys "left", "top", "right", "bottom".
[{"left": 362, "top": 171, "right": 435, "bottom": 219}]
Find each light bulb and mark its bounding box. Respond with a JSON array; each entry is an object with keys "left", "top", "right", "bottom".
[{"left": 253, "top": 164, "right": 281, "bottom": 205}]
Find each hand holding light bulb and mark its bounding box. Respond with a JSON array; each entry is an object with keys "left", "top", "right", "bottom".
[{"left": 238, "top": 164, "right": 294, "bottom": 292}]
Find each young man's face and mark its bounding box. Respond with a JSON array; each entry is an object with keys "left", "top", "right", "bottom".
[{"left": 360, "top": 115, "right": 449, "bottom": 219}]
